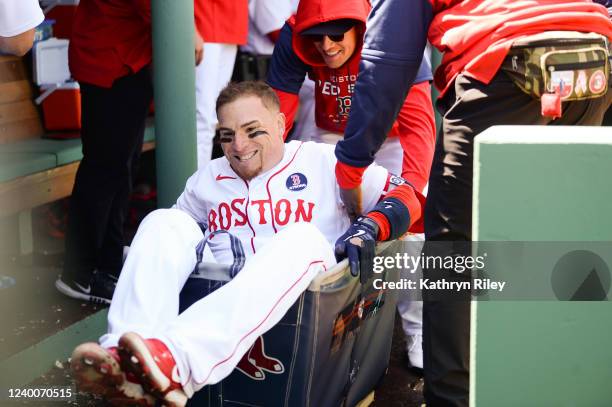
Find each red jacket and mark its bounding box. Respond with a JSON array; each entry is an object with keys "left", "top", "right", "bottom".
[
  {"left": 194, "top": 0, "right": 248, "bottom": 45},
  {"left": 69, "top": 0, "right": 152, "bottom": 88}
]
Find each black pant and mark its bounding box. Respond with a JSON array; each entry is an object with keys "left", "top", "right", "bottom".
[
  {"left": 63, "top": 67, "right": 153, "bottom": 282},
  {"left": 422, "top": 70, "right": 612, "bottom": 406}
]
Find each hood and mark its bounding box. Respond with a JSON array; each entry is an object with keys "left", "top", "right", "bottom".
[{"left": 290, "top": 0, "right": 370, "bottom": 67}]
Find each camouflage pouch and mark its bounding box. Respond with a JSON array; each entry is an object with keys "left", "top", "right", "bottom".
[{"left": 502, "top": 31, "right": 610, "bottom": 101}]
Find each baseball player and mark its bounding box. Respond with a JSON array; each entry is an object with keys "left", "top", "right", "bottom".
[{"left": 70, "top": 81, "right": 424, "bottom": 406}]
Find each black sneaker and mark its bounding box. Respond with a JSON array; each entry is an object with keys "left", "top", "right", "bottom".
[{"left": 55, "top": 271, "right": 117, "bottom": 304}]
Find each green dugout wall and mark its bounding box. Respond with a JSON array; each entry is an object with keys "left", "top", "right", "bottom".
[
  {"left": 471, "top": 126, "right": 612, "bottom": 406},
  {"left": 152, "top": 0, "right": 197, "bottom": 207}
]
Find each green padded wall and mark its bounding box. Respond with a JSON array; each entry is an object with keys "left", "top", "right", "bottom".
[
  {"left": 471, "top": 125, "right": 612, "bottom": 406},
  {"left": 152, "top": 0, "right": 197, "bottom": 207}
]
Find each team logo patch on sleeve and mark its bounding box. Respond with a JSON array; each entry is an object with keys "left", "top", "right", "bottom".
[
  {"left": 389, "top": 175, "right": 407, "bottom": 186},
  {"left": 286, "top": 173, "right": 308, "bottom": 191}
]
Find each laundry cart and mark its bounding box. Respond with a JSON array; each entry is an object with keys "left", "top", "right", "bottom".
[{"left": 179, "top": 241, "right": 402, "bottom": 407}]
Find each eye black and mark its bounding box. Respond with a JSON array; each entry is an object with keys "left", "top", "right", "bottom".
[{"left": 249, "top": 130, "right": 267, "bottom": 138}]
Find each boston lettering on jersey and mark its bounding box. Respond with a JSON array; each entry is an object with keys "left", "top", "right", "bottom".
[{"left": 208, "top": 198, "right": 316, "bottom": 232}]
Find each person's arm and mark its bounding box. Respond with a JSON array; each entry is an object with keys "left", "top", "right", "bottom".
[
  {"left": 174, "top": 171, "right": 209, "bottom": 225},
  {"left": 0, "top": 0, "right": 44, "bottom": 56},
  {"left": 275, "top": 89, "right": 300, "bottom": 140},
  {"left": 396, "top": 81, "right": 436, "bottom": 192},
  {"left": 335, "top": 164, "right": 425, "bottom": 282},
  {"left": 267, "top": 23, "right": 310, "bottom": 139},
  {"left": 0, "top": 29, "right": 36, "bottom": 56},
  {"left": 251, "top": 0, "right": 291, "bottom": 44},
  {"left": 334, "top": 0, "right": 434, "bottom": 194},
  {"left": 267, "top": 29, "right": 281, "bottom": 43}
]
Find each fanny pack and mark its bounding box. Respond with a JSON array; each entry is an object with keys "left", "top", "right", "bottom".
[{"left": 501, "top": 31, "right": 610, "bottom": 115}]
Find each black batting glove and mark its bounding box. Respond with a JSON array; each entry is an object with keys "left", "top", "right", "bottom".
[{"left": 334, "top": 216, "right": 380, "bottom": 284}]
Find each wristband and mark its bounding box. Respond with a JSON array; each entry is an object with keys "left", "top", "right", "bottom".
[{"left": 370, "top": 197, "right": 411, "bottom": 241}]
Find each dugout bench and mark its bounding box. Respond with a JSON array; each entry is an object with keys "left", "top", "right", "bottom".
[
  {"left": 0, "top": 54, "right": 156, "bottom": 256},
  {"left": 177, "top": 241, "right": 402, "bottom": 407}
]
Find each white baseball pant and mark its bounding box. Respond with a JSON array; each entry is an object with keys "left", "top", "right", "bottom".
[{"left": 100, "top": 209, "right": 336, "bottom": 397}]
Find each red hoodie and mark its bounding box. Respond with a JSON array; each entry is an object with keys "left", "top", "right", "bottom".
[
  {"left": 290, "top": 0, "right": 372, "bottom": 134},
  {"left": 267, "top": 0, "right": 435, "bottom": 191}
]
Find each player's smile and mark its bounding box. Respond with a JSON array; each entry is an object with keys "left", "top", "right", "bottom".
[
  {"left": 235, "top": 151, "right": 258, "bottom": 161},
  {"left": 217, "top": 96, "right": 286, "bottom": 181},
  {"left": 313, "top": 27, "right": 358, "bottom": 69}
]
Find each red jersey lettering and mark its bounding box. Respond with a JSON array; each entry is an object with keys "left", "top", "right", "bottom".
[
  {"left": 208, "top": 208, "right": 218, "bottom": 233},
  {"left": 274, "top": 199, "right": 292, "bottom": 226},
  {"left": 219, "top": 202, "right": 232, "bottom": 230},
  {"left": 231, "top": 198, "right": 247, "bottom": 227},
  {"left": 251, "top": 200, "right": 269, "bottom": 225},
  {"left": 295, "top": 199, "right": 315, "bottom": 222}
]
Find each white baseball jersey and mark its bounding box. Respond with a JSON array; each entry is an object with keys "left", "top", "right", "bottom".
[
  {"left": 176, "top": 140, "right": 389, "bottom": 265},
  {"left": 104, "top": 141, "right": 394, "bottom": 393},
  {"left": 241, "top": 0, "right": 294, "bottom": 55}
]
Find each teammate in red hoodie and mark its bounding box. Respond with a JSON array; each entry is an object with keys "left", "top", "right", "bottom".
[
  {"left": 267, "top": 0, "right": 436, "bottom": 196},
  {"left": 267, "top": 0, "right": 436, "bottom": 373}
]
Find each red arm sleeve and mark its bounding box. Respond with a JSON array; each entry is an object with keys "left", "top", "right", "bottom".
[
  {"left": 367, "top": 183, "right": 425, "bottom": 240},
  {"left": 396, "top": 81, "right": 436, "bottom": 192},
  {"left": 274, "top": 88, "right": 300, "bottom": 140}
]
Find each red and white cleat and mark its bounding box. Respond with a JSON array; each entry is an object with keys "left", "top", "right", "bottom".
[
  {"left": 118, "top": 332, "right": 188, "bottom": 407},
  {"left": 71, "top": 342, "right": 155, "bottom": 406}
]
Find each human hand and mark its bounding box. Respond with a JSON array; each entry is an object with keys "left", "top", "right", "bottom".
[
  {"left": 334, "top": 216, "right": 379, "bottom": 284},
  {"left": 194, "top": 31, "right": 204, "bottom": 66},
  {"left": 339, "top": 186, "right": 363, "bottom": 222}
]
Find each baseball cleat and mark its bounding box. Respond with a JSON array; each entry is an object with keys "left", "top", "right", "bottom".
[
  {"left": 71, "top": 342, "right": 155, "bottom": 406},
  {"left": 118, "top": 332, "right": 188, "bottom": 407}
]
